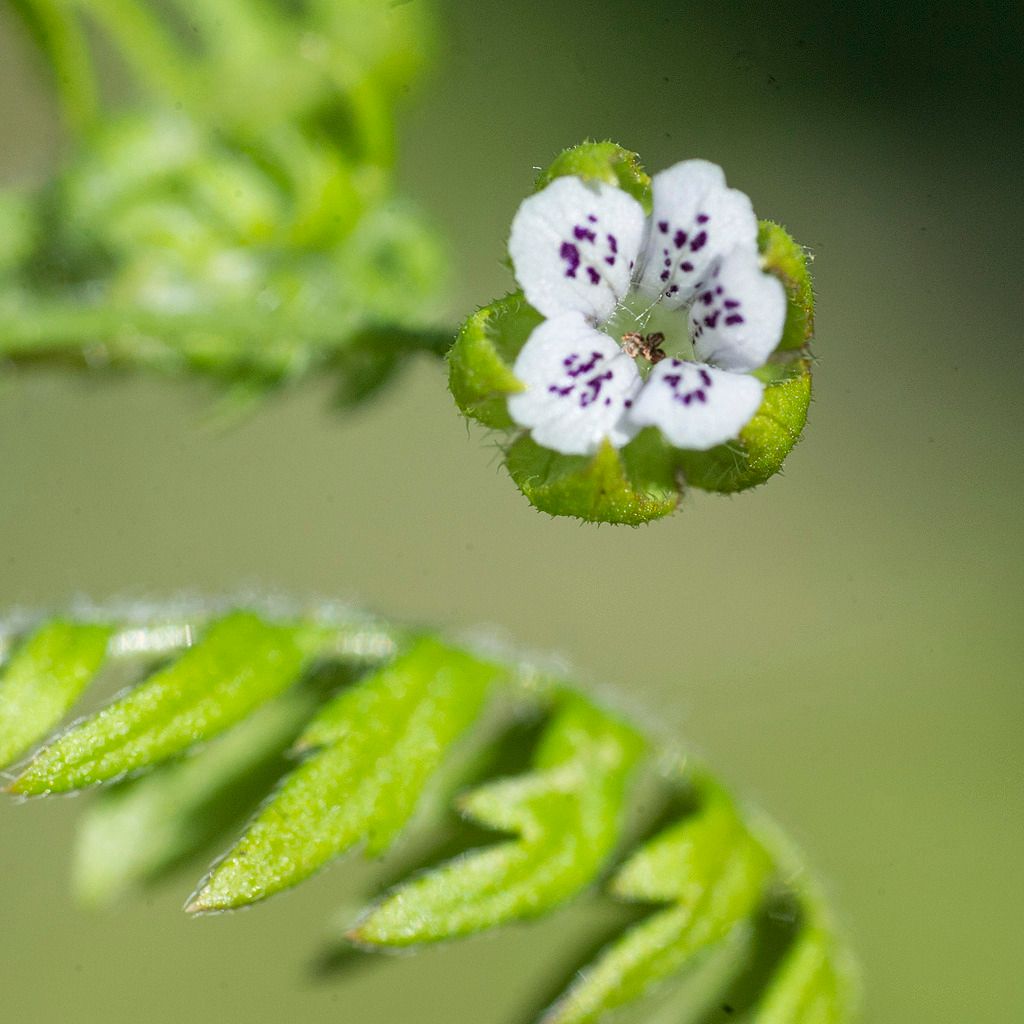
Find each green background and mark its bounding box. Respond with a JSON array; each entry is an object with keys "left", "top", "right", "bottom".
[{"left": 0, "top": 2, "right": 1020, "bottom": 1022}]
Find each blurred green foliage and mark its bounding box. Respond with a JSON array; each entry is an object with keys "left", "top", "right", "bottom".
[{"left": 1, "top": 0, "right": 448, "bottom": 401}]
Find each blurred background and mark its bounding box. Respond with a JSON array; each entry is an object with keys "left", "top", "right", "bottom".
[{"left": 0, "top": 1, "right": 1021, "bottom": 1022}]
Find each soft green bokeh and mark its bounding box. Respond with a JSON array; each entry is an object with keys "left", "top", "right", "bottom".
[{"left": 0, "top": 3, "right": 1021, "bottom": 1024}]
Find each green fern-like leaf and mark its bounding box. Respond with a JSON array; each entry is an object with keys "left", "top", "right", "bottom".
[
  {"left": 189, "top": 636, "right": 503, "bottom": 911},
  {"left": 0, "top": 603, "right": 857, "bottom": 1024},
  {"left": 0, "top": 621, "right": 111, "bottom": 768},
  {"left": 351, "top": 691, "right": 647, "bottom": 945}
]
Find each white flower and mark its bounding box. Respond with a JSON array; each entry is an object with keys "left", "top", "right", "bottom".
[{"left": 505, "top": 160, "right": 787, "bottom": 456}]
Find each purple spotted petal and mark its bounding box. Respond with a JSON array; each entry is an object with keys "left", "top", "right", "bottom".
[
  {"left": 508, "top": 312, "right": 643, "bottom": 455},
  {"left": 626, "top": 358, "right": 764, "bottom": 450},
  {"left": 509, "top": 177, "right": 645, "bottom": 324},
  {"left": 689, "top": 245, "right": 787, "bottom": 372},
  {"left": 635, "top": 160, "right": 758, "bottom": 310}
]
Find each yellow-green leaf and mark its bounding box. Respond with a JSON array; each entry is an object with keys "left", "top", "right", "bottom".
[
  {"left": 0, "top": 621, "right": 111, "bottom": 769},
  {"left": 188, "top": 637, "right": 503, "bottom": 912},
  {"left": 543, "top": 782, "right": 773, "bottom": 1024},
  {"left": 9, "top": 612, "right": 307, "bottom": 794},
  {"left": 351, "top": 692, "right": 648, "bottom": 946}
]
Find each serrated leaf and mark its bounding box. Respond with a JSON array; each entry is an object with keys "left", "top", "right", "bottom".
[
  {"left": 9, "top": 612, "right": 308, "bottom": 795},
  {"left": 188, "top": 637, "right": 502, "bottom": 912},
  {"left": 73, "top": 685, "right": 318, "bottom": 906},
  {"left": 0, "top": 621, "right": 111, "bottom": 769},
  {"left": 505, "top": 432, "right": 680, "bottom": 525},
  {"left": 351, "top": 692, "right": 647, "bottom": 946},
  {"left": 0, "top": 604, "right": 856, "bottom": 1024},
  {"left": 542, "top": 782, "right": 773, "bottom": 1024}
]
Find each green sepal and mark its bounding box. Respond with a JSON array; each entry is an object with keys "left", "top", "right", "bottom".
[
  {"left": 350, "top": 691, "right": 648, "bottom": 946},
  {"left": 0, "top": 622, "right": 112, "bottom": 769},
  {"left": 542, "top": 780, "right": 773, "bottom": 1024},
  {"left": 534, "top": 141, "right": 651, "bottom": 212},
  {"left": 8, "top": 612, "right": 308, "bottom": 794},
  {"left": 677, "top": 360, "right": 812, "bottom": 494},
  {"left": 187, "top": 637, "right": 503, "bottom": 912},
  {"left": 505, "top": 430, "right": 680, "bottom": 525},
  {"left": 759, "top": 221, "right": 815, "bottom": 351},
  {"left": 447, "top": 292, "right": 539, "bottom": 428}
]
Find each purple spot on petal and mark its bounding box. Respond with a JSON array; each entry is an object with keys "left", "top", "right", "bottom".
[
  {"left": 565, "top": 351, "right": 603, "bottom": 377},
  {"left": 605, "top": 256, "right": 616, "bottom": 266},
  {"left": 697, "top": 213, "right": 709, "bottom": 224},
  {"left": 660, "top": 270, "right": 670, "bottom": 282},
  {"left": 724, "top": 299, "right": 740, "bottom": 309},
  {"left": 725, "top": 314, "right": 745, "bottom": 325},
  {"left": 574, "top": 225, "right": 597, "bottom": 243},
  {"left": 607, "top": 234, "right": 618, "bottom": 254},
  {"left": 586, "top": 266, "right": 601, "bottom": 285},
  {"left": 560, "top": 242, "right": 580, "bottom": 278},
  {"left": 673, "top": 229, "right": 688, "bottom": 249},
  {"left": 587, "top": 214, "right": 598, "bottom": 223},
  {"left": 662, "top": 364, "right": 716, "bottom": 408},
  {"left": 681, "top": 261, "right": 694, "bottom": 272},
  {"left": 658, "top": 220, "right": 669, "bottom": 233},
  {"left": 690, "top": 230, "right": 708, "bottom": 252},
  {"left": 579, "top": 370, "right": 613, "bottom": 408}
]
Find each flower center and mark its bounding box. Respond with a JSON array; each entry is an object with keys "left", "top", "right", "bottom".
[{"left": 606, "top": 289, "right": 694, "bottom": 371}]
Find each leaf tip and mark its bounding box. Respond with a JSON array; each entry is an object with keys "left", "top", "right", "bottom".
[{"left": 183, "top": 883, "right": 221, "bottom": 915}]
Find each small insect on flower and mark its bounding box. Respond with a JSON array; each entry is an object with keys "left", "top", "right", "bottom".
[
  {"left": 505, "top": 160, "right": 787, "bottom": 456},
  {"left": 620, "top": 331, "right": 666, "bottom": 363}
]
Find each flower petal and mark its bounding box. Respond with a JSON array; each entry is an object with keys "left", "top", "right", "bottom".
[
  {"left": 627, "top": 359, "right": 763, "bottom": 450},
  {"left": 508, "top": 313, "right": 642, "bottom": 455},
  {"left": 636, "top": 160, "right": 758, "bottom": 310},
  {"left": 508, "top": 176, "right": 645, "bottom": 323},
  {"left": 690, "top": 245, "right": 787, "bottom": 372}
]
